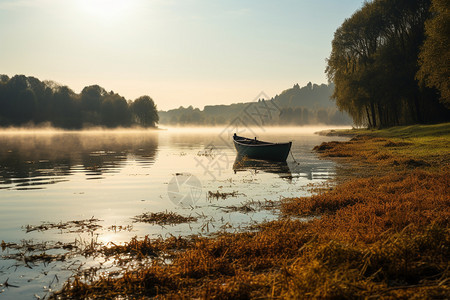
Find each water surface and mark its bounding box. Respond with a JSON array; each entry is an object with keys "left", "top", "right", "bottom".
[{"left": 0, "top": 127, "right": 349, "bottom": 299}]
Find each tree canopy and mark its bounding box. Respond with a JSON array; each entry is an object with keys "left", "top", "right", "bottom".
[
  {"left": 131, "top": 96, "right": 159, "bottom": 127},
  {"left": 417, "top": 0, "right": 450, "bottom": 108},
  {"left": 326, "top": 0, "right": 450, "bottom": 128},
  {"left": 0, "top": 75, "right": 159, "bottom": 129}
]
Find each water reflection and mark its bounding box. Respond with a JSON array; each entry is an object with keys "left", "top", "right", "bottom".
[
  {"left": 0, "top": 132, "right": 158, "bottom": 190},
  {"left": 232, "top": 155, "right": 337, "bottom": 181},
  {"left": 233, "top": 155, "right": 292, "bottom": 180},
  {"left": 287, "top": 162, "right": 336, "bottom": 181}
]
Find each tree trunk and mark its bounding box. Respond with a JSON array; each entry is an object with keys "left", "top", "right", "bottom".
[
  {"left": 370, "top": 101, "right": 377, "bottom": 128},
  {"left": 365, "top": 105, "right": 373, "bottom": 128}
]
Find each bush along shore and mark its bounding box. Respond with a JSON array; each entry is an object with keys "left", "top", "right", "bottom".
[{"left": 52, "top": 123, "right": 450, "bottom": 299}]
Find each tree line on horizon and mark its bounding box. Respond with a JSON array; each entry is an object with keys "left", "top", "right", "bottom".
[
  {"left": 0, "top": 75, "right": 159, "bottom": 129},
  {"left": 0, "top": 75, "right": 350, "bottom": 128},
  {"left": 326, "top": 0, "right": 449, "bottom": 128},
  {"left": 159, "top": 82, "right": 353, "bottom": 126}
]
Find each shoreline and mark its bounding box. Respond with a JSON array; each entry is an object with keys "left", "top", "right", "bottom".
[
  {"left": 53, "top": 123, "right": 450, "bottom": 299},
  {"left": 314, "top": 128, "right": 357, "bottom": 137}
]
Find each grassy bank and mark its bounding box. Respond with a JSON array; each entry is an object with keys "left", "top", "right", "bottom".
[{"left": 54, "top": 124, "right": 450, "bottom": 299}]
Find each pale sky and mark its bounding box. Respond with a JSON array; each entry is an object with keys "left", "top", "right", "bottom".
[{"left": 0, "top": 0, "right": 363, "bottom": 110}]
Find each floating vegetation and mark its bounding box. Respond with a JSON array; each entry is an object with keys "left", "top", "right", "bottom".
[
  {"left": 23, "top": 217, "right": 101, "bottom": 234},
  {"left": 1, "top": 240, "right": 76, "bottom": 253},
  {"left": 221, "top": 203, "right": 254, "bottom": 213},
  {"left": 197, "top": 146, "right": 216, "bottom": 157},
  {"left": 132, "top": 211, "right": 197, "bottom": 226},
  {"left": 0, "top": 237, "right": 104, "bottom": 269},
  {"left": 207, "top": 190, "right": 241, "bottom": 200},
  {"left": 107, "top": 225, "right": 133, "bottom": 233},
  {"left": 215, "top": 199, "right": 278, "bottom": 213}
]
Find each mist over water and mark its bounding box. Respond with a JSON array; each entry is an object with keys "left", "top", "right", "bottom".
[{"left": 0, "top": 126, "right": 350, "bottom": 299}]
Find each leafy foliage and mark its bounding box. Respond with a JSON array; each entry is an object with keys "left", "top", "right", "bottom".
[
  {"left": 131, "top": 96, "right": 159, "bottom": 127},
  {"left": 326, "top": 0, "right": 450, "bottom": 128},
  {"left": 417, "top": 0, "right": 450, "bottom": 107}
]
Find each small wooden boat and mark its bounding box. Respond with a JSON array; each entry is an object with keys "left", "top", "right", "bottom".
[{"left": 233, "top": 134, "right": 292, "bottom": 162}]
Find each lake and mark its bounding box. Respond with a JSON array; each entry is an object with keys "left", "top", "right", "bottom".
[{"left": 0, "top": 126, "right": 349, "bottom": 299}]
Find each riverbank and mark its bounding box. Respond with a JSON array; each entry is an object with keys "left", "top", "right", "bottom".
[{"left": 53, "top": 124, "right": 449, "bottom": 299}]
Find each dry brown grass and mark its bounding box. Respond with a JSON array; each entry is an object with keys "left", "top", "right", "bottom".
[
  {"left": 282, "top": 170, "right": 449, "bottom": 223},
  {"left": 53, "top": 133, "right": 450, "bottom": 299}
]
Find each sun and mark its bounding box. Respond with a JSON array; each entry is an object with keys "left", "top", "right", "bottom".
[{"left": 80, "top": 0, "right": 130, "bottom": 20}]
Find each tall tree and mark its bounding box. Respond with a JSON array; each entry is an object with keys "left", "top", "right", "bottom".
[
  {"left": 51, "top": 85, "right": 81, "bottom": 129},
  {"left": 80, "top": 85, "right": 107, "bottom": 126},
  {"left": 417, "top": 0, "right": 450, "bottom": 107},
  {"left": 131, "top": 96, "right": 159, "bottom": 127},
  {"left": 100, "top": 92, "right": 131, "bottom": 127},
  {"left": 326, "top": 0, "right": 449, "bottom": 128},
  {"left": 81, "top": 85, "right": 106, "bottom": 112},
  {"left": 4, "top": 75, "right": 37, "bottom": 125}
]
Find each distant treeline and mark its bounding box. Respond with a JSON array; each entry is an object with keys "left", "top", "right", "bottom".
[
  {"left": 0, "top": 75, "right": 159, "bottom": 129},
  {"left": 326, "top": 0, "right": 450, "bottom": 128},
  {"left": 159, "top": 82, "right": 353, "bottom": 126}
]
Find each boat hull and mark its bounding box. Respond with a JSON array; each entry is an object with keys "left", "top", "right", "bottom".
[{"left": 233, "top": 135, "right": 292, "bottom": 162}]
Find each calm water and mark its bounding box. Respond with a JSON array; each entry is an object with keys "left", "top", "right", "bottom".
[{"left": 0, "top": 127, "right": 349, "bottom": 299}]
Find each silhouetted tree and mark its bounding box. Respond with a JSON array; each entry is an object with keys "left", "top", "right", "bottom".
[
  {"left": 51, "top": 85, "right": 81, "bottom": 129},
  {"left": 80, "top": 85, "right": 106, "bottom": 125},
  {"left": 0, "top": 75, "right": 160, "bottom": 129},
  {"left": 100, "top": 92, "right": 131, "bottom": 127},
  {"left": 131, "top": 96, "right": 159, "bottom": 127},
  {"left": 4, "top": 75, "right": 36, "bottom": 125}
]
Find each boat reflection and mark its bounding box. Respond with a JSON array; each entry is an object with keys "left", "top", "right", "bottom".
[{"left": 233, "top": 155, "right": 292, "bottom": 180}]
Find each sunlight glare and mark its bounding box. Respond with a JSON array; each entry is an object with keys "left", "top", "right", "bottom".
[{"left": 81, "top": 0, "right": 130, "bottom": 20}]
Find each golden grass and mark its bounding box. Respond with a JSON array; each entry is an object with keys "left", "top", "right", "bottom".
[{"left": 53, "top": 125, "right": 450, "bottom": 299}]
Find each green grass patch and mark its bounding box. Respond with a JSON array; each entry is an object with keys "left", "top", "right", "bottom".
[
  {"left": 317, "top": 123, "right": 450, "bottom": 169},
  {"left": 337, "top": 122, "right": 450, "bottom": 139}
]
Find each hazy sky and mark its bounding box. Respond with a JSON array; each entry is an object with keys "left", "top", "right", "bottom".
[{"left": 0, "top": 0, "right": 363, "bottom": 110}]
